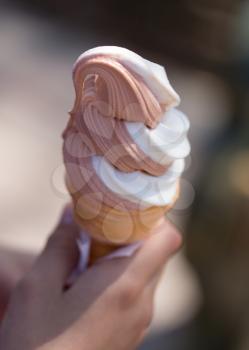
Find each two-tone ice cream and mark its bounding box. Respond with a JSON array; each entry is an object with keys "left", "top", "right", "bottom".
[{"left": 63, "top": 46, "right": 190, "bottom": 255}]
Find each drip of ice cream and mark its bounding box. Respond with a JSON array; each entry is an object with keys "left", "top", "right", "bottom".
[{"left": 63, "top": 46, "right": 190, "bottom": 244}]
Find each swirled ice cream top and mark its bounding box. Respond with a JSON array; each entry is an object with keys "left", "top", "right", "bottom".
[{"left": 63, "top": 46, "right": 190, "bottom": 208}]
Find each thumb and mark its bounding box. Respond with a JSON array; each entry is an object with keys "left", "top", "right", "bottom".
[
  {"left": 128, "top": 219, "right": 182, "bottom": 287},
  {"left": 33, "top": 206, "right": 80, "bottom": 292}
]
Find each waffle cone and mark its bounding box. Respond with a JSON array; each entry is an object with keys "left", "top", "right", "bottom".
[{"left": 68, "top": 180, "right": 179, "bottom": 263}]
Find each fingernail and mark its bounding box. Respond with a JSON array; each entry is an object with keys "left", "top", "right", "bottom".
[{"left": 61, "top": 206, "right": 73, "bottom": 224}]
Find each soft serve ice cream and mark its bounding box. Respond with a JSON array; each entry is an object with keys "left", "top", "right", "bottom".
[{"left": 63, "top": 46, "right": 190, "bottom": 251}]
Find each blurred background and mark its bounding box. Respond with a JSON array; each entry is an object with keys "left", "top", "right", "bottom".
[{"left": 0, "top": 0, "right": 249, "bottom": 349}]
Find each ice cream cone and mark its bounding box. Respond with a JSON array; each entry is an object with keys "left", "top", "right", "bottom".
[
  {"left": 62, "top": 46, "right": 190, "bottom": 265},
  {"left": 68, "top": 179, "right": 179, "bottom": 263},
  {"left": 83, "top": 215, "right": 175, "bottom": 264},
  {"left": 87, "top": 240, "right": 117, "bottom": 265}
]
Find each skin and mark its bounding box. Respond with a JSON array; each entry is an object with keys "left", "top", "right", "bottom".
[
  {"left": 0, "top": 208, "right": 182, "bottom": 350},
  {"left": 0, "top": 249, "right": 35, "bottom": 321}
]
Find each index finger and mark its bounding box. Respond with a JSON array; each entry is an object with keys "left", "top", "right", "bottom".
[{"left": 127, "top": 219, "right": 182, "bottom": 286}]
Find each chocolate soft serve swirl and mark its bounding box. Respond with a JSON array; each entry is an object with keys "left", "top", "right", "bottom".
[{"left": 63, "top": 46, "right": 190, "bottom": 246}]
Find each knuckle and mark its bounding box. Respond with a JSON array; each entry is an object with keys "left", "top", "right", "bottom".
[
  {"left": 44, "top": 230, "right": 78, "bottom": 266},
  {"left": 46, "top": 229, "right": 69, "bottom": 252},
  {"left": 115, "top": 276, "right": 141, "bottom": 308}
]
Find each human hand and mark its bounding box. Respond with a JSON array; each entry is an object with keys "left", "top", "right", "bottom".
[
  {"left": 0, "top": 208, "right": 181, "bottom": 350},
  {"left": 0, "top": 249, "right": 34, "bottom": 321}
]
